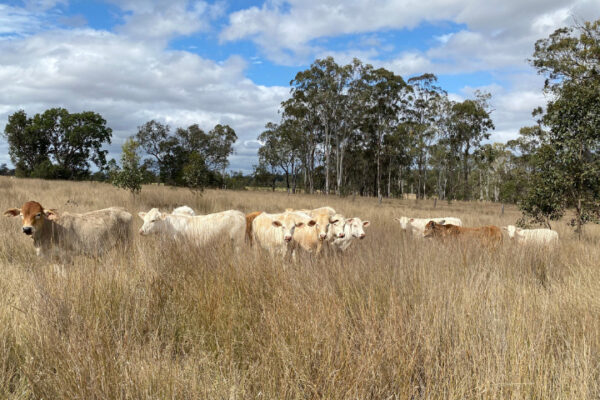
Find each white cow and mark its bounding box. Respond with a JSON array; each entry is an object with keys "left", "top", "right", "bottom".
[
  {"left": 172, "top": 205, "right": 195, "bottom": 216},
  {"left": 503, "top": 225, "right": 559, "bottom": 246},
  {"left": 138, "top": 208, "right": 245, "bottom": 250},
  {"left": 247, "top": 211, "right": 316, "bottom": 258},
  {"left": 395, "top": 216, "right": 462, "bottom": 237},
  {"left": 331, "top": 217, "right": 370, "bottom": 252}
]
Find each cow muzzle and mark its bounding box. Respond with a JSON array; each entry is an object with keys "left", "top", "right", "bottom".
[
  {"left": 319, "top": 233, "right": 327, "bottom": 240},
  {"left": 338, "top": 232, "right": 345, "bottom": 238},
  {"left": 359, "top": 233, "right": 366, "bottom": 239},
  {"left": 22, "top": 226, "right": 33, "bottom": 236},
  {"left": 284, "top": 236, "right": 292, "bottom": 242}
]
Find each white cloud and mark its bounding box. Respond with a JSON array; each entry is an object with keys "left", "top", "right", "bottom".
[
  {"left": 115, "top": 0, "right": 225, "bottom": 41},
  {"left": 0, "top": 28, "right": 288, "bottom": 170},
  {"left": 220, "top": 0, "right": 599, "bottom": 72}
]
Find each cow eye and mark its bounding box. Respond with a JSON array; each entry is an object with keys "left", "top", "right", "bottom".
[{"left": 35, "top": 213, "right": 41, "bottom": 218}]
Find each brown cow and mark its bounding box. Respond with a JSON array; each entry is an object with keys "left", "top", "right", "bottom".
[
  {"left": 4, "top": 200, "right": 132, "bottom": 258},
  {"left": 423, "top": 221, "right": 502, "bottom": 246}
]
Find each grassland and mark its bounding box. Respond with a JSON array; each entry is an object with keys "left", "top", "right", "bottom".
[{"left": 0, "top": 176, "right": 599, "bottom": 399}]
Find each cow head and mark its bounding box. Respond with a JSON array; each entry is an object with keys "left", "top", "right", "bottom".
[
  {"left": 502, "top": 225, "right": 521, "bottom": 239},
  {"left": 423, "top": 220, "right": 445, "bottom": 238},
  {"left": 4, "top": 201, "right": 57, "bottom": 236},
  {"left": 394, "top": 216, "right": 414, "bottom": 230},
  {"left": 327, "top": 214, "right": 346, "bottom": 240},
  {"left": 272, "top": 212, "right": 316, "bottom": 243},
  {"left": 345, "top": 217, "right": 370, "bottom": 239},
  {"left": 311, "top": 213, "right": 340, "bottom": 241},
  {"left": 138, "top": 208, "right": 167, "bottom": 235}
]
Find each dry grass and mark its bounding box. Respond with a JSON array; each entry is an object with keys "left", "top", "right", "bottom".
[{"left": 0, "top": 176, "right": 599, "bottom": 399}]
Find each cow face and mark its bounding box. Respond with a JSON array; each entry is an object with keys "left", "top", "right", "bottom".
[
  {"left": 327, "top": 214, "right": 346, "bottom": 240},
  {"left": 502, "top": 225, "right": 521, "bottom": 239},
  {"left": 4, "top": 201, "right": 57, "bottom": 236},
  {"left": 423, "top": 221, "right": 445, "bottom": 238},
  {"left": 312, "top": 213, "right": 339, "bottom": 241},
  {"left": 138, "top": 208, "right": 167, "bottom": 235},
  {"left": 345, "top": 217, "right": 370, "bottom": 239},
  {"left": 394, "top": 216, "right": 413, "bottom": 230},
  {"left": 272, "top": 213, "right": 316, "bottom": 243}
]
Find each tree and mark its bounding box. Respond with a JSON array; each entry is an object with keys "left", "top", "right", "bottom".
[
  {"left": 519, "top": 19, "right": 600, "bottom": 238},
  {"left": 112, "top": 139, "right": 143, "bottom": 194},
  {"left": 447, "top": 92, "right": 494, "bottom": 200},
  {"left": 406, "top": 73, "right": 446, "bottom": 199},
  {"left": 3, "top": 108, "right": 112, "bottom": 178},
  {"left": 182, "top": 152, "right": 209, "bottom": 193}
]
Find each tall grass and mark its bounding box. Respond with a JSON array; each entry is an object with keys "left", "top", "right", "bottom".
[{"left": 0, "top": 177, "right": 599, "bottom": 399}]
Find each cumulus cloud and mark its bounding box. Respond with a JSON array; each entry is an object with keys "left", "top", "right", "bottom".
[{"left": 0, "top": 28, "right": 287, "bottom": 172}]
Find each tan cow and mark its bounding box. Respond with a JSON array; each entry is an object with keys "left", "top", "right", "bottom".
[
  {"left": 423, "top": 221, "right": 502, "bottom": 247},
  {"left": 247, "top": 211, "right": 316, "bottom": 259},
  {"left": 4, "top": 201, "right": 133, "bottom": 258},
  {"left": 289, "top": 207, "right": 340, "bottom": 254}
]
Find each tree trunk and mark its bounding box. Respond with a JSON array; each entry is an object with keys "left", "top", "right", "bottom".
[{"left": 387, "top": 160, "right": 392, "bottom": 198}]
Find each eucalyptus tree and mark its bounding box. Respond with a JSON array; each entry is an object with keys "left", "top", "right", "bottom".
[
  {"left": 406, "top": 73, "right": 447, "bottom": 199},
  {"left": 520, "top": 19, "right": 600, "bottom": 238},
  {"left": 290, "top": 57, "right": 348, "bottom": 194},
  {"left": 447, "top": 91, "right": 494, "bottom": 200},
  {"left": 357, "top": 64, "right": 408, "bottom": 198}
]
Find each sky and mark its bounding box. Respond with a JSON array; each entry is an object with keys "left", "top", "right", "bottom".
[{"left": 1, "top": 0, "right": 599, "bottom": 173}]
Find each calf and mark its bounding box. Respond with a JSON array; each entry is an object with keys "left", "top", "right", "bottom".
[
  {"left": 138, "top": 208, "right": 246, "bottom": 250},
  {"left": 503, "top": 225, "right": 558, "bottom": 246},
  {"left": 4, "top": 201, "right": 132, "bottom": 258},
  {"left": 395, "top": 216, "right": 463, "bottom": 237},
  {"left": 247, "top": 211, "right": 316, "bottom": 259},
  {"left": 423, "top": 221, "right": 502, "bottom": 246},
  {"left": 289, "top": 207, "right": 340, "bottom": 254},
  {"left": 331, "top": 217, "right": 370, "bottom": 252}
]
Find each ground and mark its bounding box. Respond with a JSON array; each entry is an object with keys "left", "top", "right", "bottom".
[{"left": 0, "top": 177, "right": 599, "bottom": 399}]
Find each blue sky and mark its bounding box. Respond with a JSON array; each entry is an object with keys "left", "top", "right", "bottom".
[{"left": 1, "top": 0, "right": 598, "bottom": 173}]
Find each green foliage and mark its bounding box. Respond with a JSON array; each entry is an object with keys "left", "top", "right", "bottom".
[
  {"left": 519, "top": 19, "right": 600, "bottom": 238},
  {"left": 182, "top": 152, "right": 209, "bottom": 193},
  {"left": 3, "top": 108, "right": 112, "bottom": 179},
  {"left": 111, "top": 139, "right": 143, "bottom": 194}
]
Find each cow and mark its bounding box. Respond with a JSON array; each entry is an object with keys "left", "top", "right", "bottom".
[
  {"left": 331, "top": 217, "right": 370, "bottom": 252},
  {"left": 502, "top": 225, "right": 559, "bottom": 246},
  {"left": 395, "top": 216, "right": 462, "bottom": 237},
  {"left": 172, "top": 205, "right": 195, "bottom": 216},
  {"left": 423, "top": 221, "right": 502, "bottom": 246},
  {"left": 246, "top": 211, "right": 316, "bottom": 259},
  {"left": 4, "top": 200, "right": 132, "bottom": 258},
  {"left": 287, "top": 206, "right": 340, "bottom": 254},
  {"left": 138, "top": 208, "right": 245, "bottom": 250}
]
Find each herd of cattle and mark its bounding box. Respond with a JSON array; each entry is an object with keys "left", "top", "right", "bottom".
[{"left": 3, "top": 200, "right": 560, "bottom": 261}]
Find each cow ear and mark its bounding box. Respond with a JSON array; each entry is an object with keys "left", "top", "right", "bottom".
[
  {"left": 346, "top": 218, "right": 354, "bottom": 223},
  {"left": 138, "top": 212, "right": 146, "bottom": 219},
  {"left": 409, "top": 218, "right": 414, "bottom": 222},
  {"left": 44, "top": 209, "right": 58, "bottom": 220},
  {"left": 272, "top": 220, "right": 282, "bottom": 227},
  {"left": 3, "top": 208, "right": 20, "bottom": 217},
  {"left": 307, "top": 219, "right": 316, "bottom": 227},
  {"left": 439, "top": 220, "right": 446, "bottom": 225},
  {"left": 363, "top": 221, "right": 370, "bottom": 227},
  {"left": 501, "top": 226, "right": 507, "bottom": 231},
  {"left": 296, "top": 222, "right": 305, "bottom": 228},
  {"left": 394, "top": 217, "right": 400, "bottom": 222},
  {"left": 329, "top": 218, "right": 339, "bottom": 224}
]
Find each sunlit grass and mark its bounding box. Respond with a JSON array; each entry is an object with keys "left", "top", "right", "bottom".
[{"left": 0, "top": 176, "right": 598, "bottom": 399}]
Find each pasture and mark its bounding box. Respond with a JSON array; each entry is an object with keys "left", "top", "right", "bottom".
[{"left": 0, "top": 176, "right": 599, "bottom": 399}]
